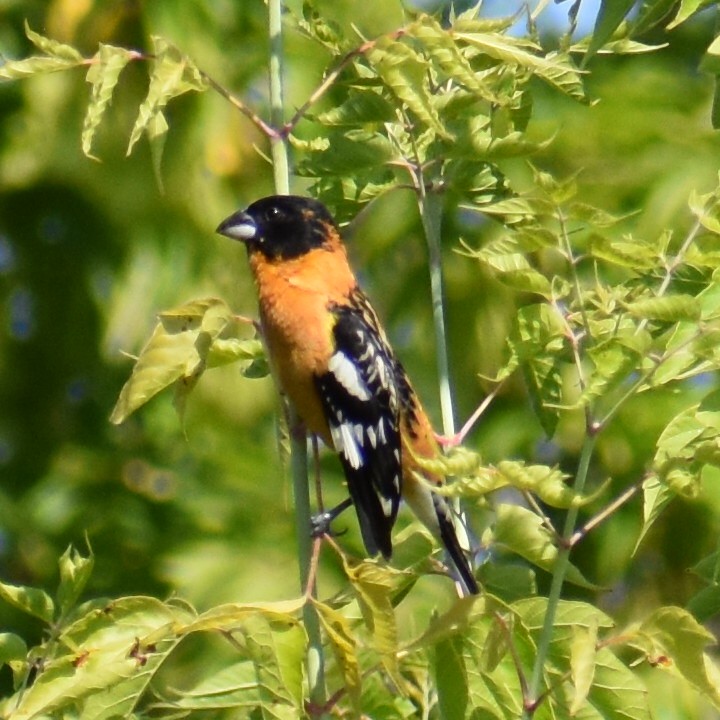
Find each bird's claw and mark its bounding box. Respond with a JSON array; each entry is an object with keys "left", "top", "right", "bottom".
[{"left": 310, "top": 511, "right": 347, "bottom": 539}]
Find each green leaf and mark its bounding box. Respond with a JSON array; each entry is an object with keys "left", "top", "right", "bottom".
[
  {"left": 313, "top": 600, "right": 361, "bottom": 711},
  {"left": 509, "top": 303, "right": 567, "bottom": 437},
  {"left": 588, "top": 647, "right": 652, "bottom": 719},
  {"left": 583, "top": 0, "right": 636, "bottom": 66},
  {"left": 433, "top": 634, "right": 468, "bottom": 720},
  {"left": 242, "top": 613, "right": 307, "bottom": 715},
  {"left": 653, "top": 391, "right": 720, "bottom": 473},
  {"left": 127, "top": 36, "right": 207, "bottom": 156},
  {"left": 365, "top": 37, "right": 451, "bottom": 138},
  {"left": 686, "top": 583, "right": 720, "bottom": 623},
  {"left": 581, "top": 340, "right": 641, "bottom": 403},
  {"left": 83, "top": 45, "right": 135, "bottom": 159},
  {"left": 690, "top": 549, "right": 720, "bottom": 584},
  {"left": 635, "top": 473, "right": 674, "bottom": 553},
  {"left": 24, "top": 21, "right": 83, "bottom": 61},
  {"left": 668, "top": 0, "right": 713, "bottom": 29},
  {"left": 343, "top": 559, "right": 400, "bottom": 682},
  {"left": 404, "top": 596, "right": 480, "bottom": 653},
  {"left": 495, "top": 460, "right": 577, "bottom": 507},
  {"left": 467, "top": 128, "right": 553, "bottom": 160},
  {"left": 410, "top": 15, "right": 504, "bottom": 104},
  {"left": 0, "top": 632, "right": 27, "bottom": 690},
  {"left": 516, "top": 597, "right": 615, "bottom": 636},
  {"left": 57, "top": 544, "right": 94, "bottom": 619},
  {"left": 625, "top": 294, "right": 701, "bottom": 322},
  {"left": 649, "top": 321, "right": 699, "bottom": 387},
  {"left": 456, "top": 32, "right": 586, "bottom": 101},
  {"left": 152, "top": 660, "right": 265, "bottom": 712},
  {"left": 0, "top": 632, "right": 27, "bottom": 666},
  {"left": 0, "top": 55, "right": 83, "bottom": 80},
  {"left": 7, "top": 596, "right": 193, "bottom": 719},
  {"left": 632, "top": 0, "right": 680, "bottom": 34},
  {"left": 0, "top": 23, "right": 86, "bottom": 80},
  {"left": 0, "top": 579, "right": 54, "bottom": 623},
  {"left": 110, "top": 297, "right": 253, "bottom": 424},
  {"left": 296, "top": 0, "right": 344, "bottom": 52},
  {"left": 635, "top": 606, "right": 720, "bottom": 708},
  {"left": 293, "top": 129, "right": 396, "bottom": 175},
  {"left": 701, "top": 34, "right": 720, "bottom": 76},
  {"left": 443, "top": 458, "right": 582, "bottom": 509},
  {"left": 494, "top": 504, "right": 599, "bottom": 589},
  {"left": 688, "top": 187, "right": 720, "bottom": 234},
  {"left": 570, "top": 620, "right": 598, "bottom": 715},
  {"left": 514, "top": 597, "right": 644, "bottom": 718},
  {"left": 478, "top": 563, "right": 536, "bottom": 603},
  {"left": 472, "top": 239, "right": 552, "bottom": 297},
  {"left": 315, "top": 89, "right": 395, "bottom": 125},
  {"left": 588, "top": 234, "right": 656, "bottom": 270},
  {"left": 173, "top": 602, "right": 306, "bottom": 717},
  {"left": 179, "top": 598, "right": 306, "bottom": 635}
]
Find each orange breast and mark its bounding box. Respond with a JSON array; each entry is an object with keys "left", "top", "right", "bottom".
[{"left": 249, "top": 241, "right": 357, "bottom": 445}]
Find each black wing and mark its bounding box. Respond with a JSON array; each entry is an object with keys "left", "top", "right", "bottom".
[{"left": 314, "top": 294, "right": 402, "bottom": 558}]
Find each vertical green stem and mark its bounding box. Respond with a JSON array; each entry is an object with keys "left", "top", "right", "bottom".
[
  {"left": 268, "top": 0, "right": 289, "bottom": 195},
  {"left": 524, "top": 434, "right": 596, "bottom": 715},
  {"left": 416, "top": 190, "right": 455, "bottom": 437},
  {"left": 267, "top": 0, "right": 325, "bottom": 705}
]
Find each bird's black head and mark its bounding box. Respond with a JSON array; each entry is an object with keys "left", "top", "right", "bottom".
[{"left": 216, "top": 195, "right": 338, "bottom": 260}]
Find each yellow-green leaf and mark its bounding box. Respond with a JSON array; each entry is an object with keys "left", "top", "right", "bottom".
[
  {"left": 127, "top": 36, "right": 207, "bottom": 156},
  {"left": 57, "top": 544, "right": 94, "bottom": 618},
  {"left": 0, "top": 50, "right": 84, "bottom": 79},
  {"left": 456, "top": 32, "right": 586, "bottom": 101},
  {"left": 411, "top": 14, "right": 504, "bottom": 104},
  {"left": 83, "top": 45, "right": 135, "bottom": 159},
  {"left": 494, "top": 504, "right": 599, "bottom": 589},
  {"left": 343, "top": 558, "right": 401, "bottom": 682},
  {"left": 434, "top": 634, "right": 468, "bottom": 720},
  {"left": 625, "top": 294, "right": 701, "bottom": 322},
  {"left": 0, "top": 633, "right": 27, "bottom": 666},
  {"left": 635, "top": 606, "right": 720, "bottom": 708},
  {"left": 366, "top": 38, "right": 450, "bottom": 139},
  {"left": 0, "top": 580, "right": 54, "bottom": 623},
  {"left": 6, "top": 596, "right": 192, "bottom": 720},
  {"left": 494, "top": 460, "right": 576, "bottom": 508},
  {"left": 312, "top": 600, "right": 361, "bottom": 710},
  {"left": 570, "top": 620, "right": 598, "bottom": 714},
  {"left": 110, "top": 297, "right": 245, "bottom": 424},
  {"left": 24, "top": 21, "right": 83, "bottom": 61}
]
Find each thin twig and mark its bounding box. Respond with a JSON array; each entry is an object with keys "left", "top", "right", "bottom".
[
  {"left": 304, "top": 537, "right": 324, "bottom": 600},
  {"left": 521, "top": 489, "right": 560, "bottom": 542},
  {"left": 200, "top": 70, "right": 280, "bottom": 139},
  {"left": 436, "top": 379, "right": 506, "bottom": 447},
  {"left": 569, "top": 482, "right": 641, "bottom": 547}
]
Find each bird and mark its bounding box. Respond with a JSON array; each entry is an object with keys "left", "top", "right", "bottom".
[{"left": 216, "top": 194, "right": 478, "bottom": 596}]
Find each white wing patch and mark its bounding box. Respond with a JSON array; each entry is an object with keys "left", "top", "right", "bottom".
[
  {"left": 378, "top": 494, "right": 394, "bottom": 518},
  {"left": 331, "top": 421, "right": 364, "bottom": 469},
  {"left": 328, "top": 351, "right": 372, "bottom": 401}
]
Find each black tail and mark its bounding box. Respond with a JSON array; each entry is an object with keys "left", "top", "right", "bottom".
[{"left": 433, "top": 494, "right": 479, "bottom": 596}]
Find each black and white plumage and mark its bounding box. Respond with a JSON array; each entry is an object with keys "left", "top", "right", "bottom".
[
  {"left": 216, "top": 194, "right": 479, "bottom": 596},
  {"left": 315, "top": 293, "right": 402, "bottom": 558}
]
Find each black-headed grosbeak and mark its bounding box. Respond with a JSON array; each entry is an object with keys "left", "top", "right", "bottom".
[{"left": 216, "top": 195, "right": 478, "bottom": 596}]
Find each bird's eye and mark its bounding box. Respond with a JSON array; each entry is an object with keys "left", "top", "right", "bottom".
[{"left": 267, "top": 206, "right": 282, "bottom": 220}]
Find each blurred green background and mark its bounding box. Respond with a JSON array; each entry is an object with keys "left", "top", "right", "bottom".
[{"left": 1, "top": 0, "right": 720, "bottom": 712}]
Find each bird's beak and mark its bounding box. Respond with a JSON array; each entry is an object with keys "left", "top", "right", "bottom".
[{"left": 216, "top": 210, "right": 257, "bottom": 242}]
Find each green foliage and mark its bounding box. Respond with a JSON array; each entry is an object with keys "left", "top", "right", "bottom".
[
  {"left": 3, "top": 0, "right": 720, "bottom": 718},
  {"left": 110, "top": 298, "right": 265, "bottom": 425}
]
